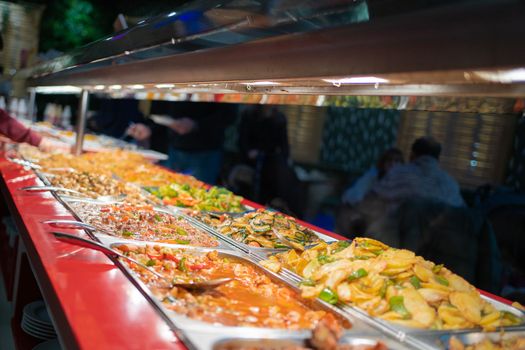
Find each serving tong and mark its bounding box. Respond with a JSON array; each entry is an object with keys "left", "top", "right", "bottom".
[
  {"left": 50, "top": 231, "right": 232, "bottom": 291},
  {"left": 20, "top": 185, "right": 126, "bottom": 202},
  {"left": 42, "top": 219, "right": 118, "bottom": 237}
]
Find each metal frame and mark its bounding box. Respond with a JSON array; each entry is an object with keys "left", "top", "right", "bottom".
[{"left": 20, "top": 0, "right": 525, "bottom": 97}]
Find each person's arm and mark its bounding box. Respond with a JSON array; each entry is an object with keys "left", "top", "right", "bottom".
[
  {"left": 342, "top": 167, "right": 379, "bottom": 205},
  {"left": 0, "top": 108, "right": 42, "bottom": 146}
]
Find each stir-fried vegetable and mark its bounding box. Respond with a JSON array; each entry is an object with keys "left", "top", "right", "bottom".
[
  {"left": 261, "top": 237, "right": 524, "bottom": 330},
  {"left": 147, "top": 183, "right": 246, "bottom": 213},
  {"left": 208, "top": 209, "right": 321, "bottom": 249}
]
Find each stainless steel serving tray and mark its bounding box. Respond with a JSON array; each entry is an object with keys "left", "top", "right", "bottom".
[
  {"left": 435, "top": 330, "right": 525, "bottom": 349},
  {"left": 211, "top": 335, "right": 411, "bottom": 350},
  {"left": 180, "top": 211, "right": 337, "bottom": 258},
  {"left": 107, "top": 240, "right": 417, "bottom": 350},
  {"left": 260, "top": 253, "right": 525, "bottom": 340},
  {"left": 60, "top": 197, "right": 230, "bottom": 249}
]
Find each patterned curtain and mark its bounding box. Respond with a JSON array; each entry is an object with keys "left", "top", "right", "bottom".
[{"left": 320, "top": 107, "right": 400, "bottom": 172}]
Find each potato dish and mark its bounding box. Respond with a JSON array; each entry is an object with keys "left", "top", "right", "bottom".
[{"left": 260, "top": 238, "right": 523, "bottom": 330}]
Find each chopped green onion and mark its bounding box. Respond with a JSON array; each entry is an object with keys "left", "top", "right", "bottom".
[
  {"left": 331, "top": 241, "right": 351, "bottom": 254},
  {"left": 176, "top": 227, "right": 188, "bottom": 236},
  {"left": 319, "top": 287, "right": 338, "bottom": 305},
  {"left": 389, "top": 296, "right": 411, "bottom": 319},
  {"left": 122, "top": 230, "right": 133, "bottom": 237},
  {"left": 317, "top": 255, "right": 334, "bottom": 265},
  {"left": 175, "top": 239, "right": 190, "bottom": 245},
  {"left": 348, "top": 268, "right": 368, "bottom": 281},
  {"left": 410, "top": 276, "right": 421, "bottom": 289},
  {"left": 435, "top": 275, "right": 449, "bottom": 286},
  {"left": 178, "top": 257, "right": 187, "bottom": 272},
  {"left": 154, "top": 214, "right": 162, "bottom": 222},
  {"left": 146, "top": 259, "right": 156, "bottom": 267},
  {"left": 299, "top": 279, "right": 316, "bottom": 287}
]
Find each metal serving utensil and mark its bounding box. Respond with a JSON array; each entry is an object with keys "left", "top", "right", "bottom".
[
  {"left": 272, "top": 228, "right": 319, "bottom": 251},
  {"left": 42, "top": 219, "right": 118, "bottom": 237},
  {"left": 6, "top": 155, "right": 42, "bottom": 169},
  {"left": 50, "top": 231, "right": 232, "bottom": 291},
  {"left": 19, "top": 186, "right": 126, "bottom": 202}
]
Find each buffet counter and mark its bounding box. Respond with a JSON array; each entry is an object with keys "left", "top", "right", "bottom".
[
  {"left": 1, "top": 150, "right": 523, "bottom": 350},
  {"left": 0, "top": 153, "right": 184, "bottom": 349}
]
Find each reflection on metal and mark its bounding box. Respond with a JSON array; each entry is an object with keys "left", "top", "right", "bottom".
[
  {"left": 74, "top": 90, "right": 89, "bottom": 156},
  {"left": 34, "top": 86, "right": 82, "bottom": 94}
]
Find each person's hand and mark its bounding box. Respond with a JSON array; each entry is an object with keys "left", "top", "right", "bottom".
[
  {"left": 169, "top": 117, "right": 196, "bottom": 135},
  {"left": 127, "top": 123, "right": 151, "bottom": 141},
  {"left": 38, "top": 137, "right": 72, "bottom": 154}
]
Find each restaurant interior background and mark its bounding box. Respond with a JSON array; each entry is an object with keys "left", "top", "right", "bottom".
[{"left": 0, "top": 1, "right": 524, "bottom": 348}]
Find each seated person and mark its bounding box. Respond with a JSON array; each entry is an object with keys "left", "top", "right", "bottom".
[
  {"left": 372, "top": 136, "right": 465, "bottom": 207},
  {"left": 342, "top": 147, "right": 404, "bottom": 205},
  {"left": 337, "top": 148, "right": 403, "bottom": 237}
]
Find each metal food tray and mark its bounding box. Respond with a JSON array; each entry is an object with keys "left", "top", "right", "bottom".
[
  {"left": 107, "top": 240, "right": 416, "bottom": 350},
  {"left": 261, "top": 255, "right": 525, "bottom": 340},
  {"left": 206, "top": 334, "right": 410, "bottom": 350},
  {"left": 59, "top": 196, "right": 231, "bottom": 250},
  {"left": 180, "top": 211, "right": 337, "bottom": 258},
  {"left": 435, "top": 330, "right": 525, "bottom": 349}
]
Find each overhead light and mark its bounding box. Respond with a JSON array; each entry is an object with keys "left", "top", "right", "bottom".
[
  {"left": 323, "top": 77, "right": 389, "bottom": 85},
  {"left": 129, "top": 84, "right": 144, "bottom": 89},
  {"left": 240, "top": 81, "right": 280, "bottom": 86},
  {"left": 34, "top": 86, "right": 82, "bottom": 94},
  {"left": 155, "top": 84, "right": 175, "bottom": 89},
  {"left": 474, "top": 68, "right": 525, "bottom": 83},
  {"left": 167, "top": 11, "right": 177, "bottom": 17},
  {"left": 109, "top": 85, "right": 122, "bottom": 90},
  {"left": 93, "top": 85, "right": 105, "bottom": 90}
]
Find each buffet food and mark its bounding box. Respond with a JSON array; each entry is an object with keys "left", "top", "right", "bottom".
[
  {"left": 147, "top": 183, "right": 246, "bottom": 212},
  {"left": 261, "top": 238, "right": 524, "bottom": 330},
  {"left": 449, "top": 335, "right": 525, "bottom": 350},
  {"left": 70, "top": 202, "right": 219, "bottom": 247},
  {"left": 205, "top": 209, "right": 321, "bottom": 249},
  {"left": 47, "top": 170, "right": 132, "bottom": 199},
  {"left": 115, "top": 244, "right": 350, "bottom": 330}
]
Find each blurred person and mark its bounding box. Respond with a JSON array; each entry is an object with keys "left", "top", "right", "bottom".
[
  {"left": 372, "top": 136, "right": 464, "bottom": 207},
  {"left": 88, "top": 98, "right": 147, "bottom": 140},
  {"left": 336, "top": 147, "right": 403, "bottom": 237},
  {"left": 341, "top": 147, "right": 404, "bottom": 205},
  {"left": 128, "top": 101, "right": 236, "bottom": 184},
  {"left": 0, "top": 32, "right": 69, "bottom": 153},
  {"left": 0, "top": 107, "right": 70, "bottom": 153},
  {"left": 237, "top": 105, "right": 305, "bottom": 217}
]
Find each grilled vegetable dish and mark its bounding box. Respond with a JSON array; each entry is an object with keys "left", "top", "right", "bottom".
[
  {"left": 147, "top": 183, "right": 246, "bottom": 212},
  {"left": 210, "top": 209, "right": 321, "bottom": 249},
  {"left": 115, "top": 244, "right": 350, "bottom": 330},
  {"left": 70, "top": 202, "right": 218, "bottom": 247},
  {"left": 261, "top": 238, "right": 524, "bottom": 330}
]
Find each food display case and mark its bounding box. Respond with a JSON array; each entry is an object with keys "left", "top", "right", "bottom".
[{"left": 3, "top": 0, "right": 525, "bottom": 349}]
